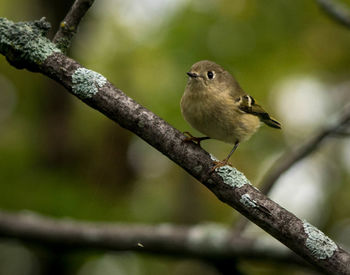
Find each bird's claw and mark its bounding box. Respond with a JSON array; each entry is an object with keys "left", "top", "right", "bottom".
[
  {"left": 183, "top": 132, "right": 209, "bottom": 147},
  {"left": 183, "top": 131, "right": 196, "bottom": 142},
  {"left": 210, "top": 160, "right": 232, "bottom": 173}
]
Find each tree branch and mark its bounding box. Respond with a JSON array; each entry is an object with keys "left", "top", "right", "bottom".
[
  {"left": 259, "top": 106, "right": 350, "bottom": 195},
  {"left": 0, "top": 210, "right": 307, "bottom": 266},
  {"left": 52, "top": 0, "right": 95, "bottom": 52},
  {"left": 1, "top": 18, "right": 349, "bottom": 274},
  {"left": 317, "top": 0, "right": 350, "bottom": 29}
]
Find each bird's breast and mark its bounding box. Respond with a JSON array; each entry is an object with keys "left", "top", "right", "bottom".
[{"left": 181, "top": 89, "right": 260, "bottom": 143}]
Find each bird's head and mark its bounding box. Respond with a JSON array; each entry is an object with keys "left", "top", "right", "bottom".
[{"left": 186, "top": 60, "right": 238, "bottom": 94}]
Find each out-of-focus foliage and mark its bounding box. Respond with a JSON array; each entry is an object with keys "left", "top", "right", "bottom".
[{"left": 0, "top": 0, "right": 350, "bottom": 274}]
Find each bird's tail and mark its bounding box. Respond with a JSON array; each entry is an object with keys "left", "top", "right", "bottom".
[{"left": 262, "top": 117, "right": 281, "bottom": 129}]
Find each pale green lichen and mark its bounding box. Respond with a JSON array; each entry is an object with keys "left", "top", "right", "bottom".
[
  {"left": 193, "top": 165, "right": 203, "bottom": 173},
  {"left": 216, "top": 165, "right": 251, "bottom": 188},
  {"left": 187, "top": 223, "right": 230, "bottom": 253},
  {"left": 240, "top": 193, "right": 257, "bottom": 208},
  {"left": 0, "top": 17, "right": 60, "bottom": 64},
  {"left": 303, "top": 220, "right": 337, "bottom": 260},
  {"left": 72, "top": 68, "right": 107, "bottom": 99}
]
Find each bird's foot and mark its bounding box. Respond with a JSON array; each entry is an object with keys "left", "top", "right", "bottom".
[
  {"left": 183, "top": 132, "right": 210, "bottom": 147},
  {"left": 210, "top": 159, "right": 232, "bottom": 172}
]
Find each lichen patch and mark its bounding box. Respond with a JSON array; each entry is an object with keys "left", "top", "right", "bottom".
[
  {"left": 240, "top": 193, "right": 257, "bottom": 208},
  {"left": 303, "top": 220, "right": 337, "bottom": 260},
  {"left": 72, "top": 67, "right": 107, "bottom": 99},
  {"left": 216, "top": 165, "right": 251, "bottom": 188},
  {"left": 0, "top": 17, "right": 60, "bottom": 64}
]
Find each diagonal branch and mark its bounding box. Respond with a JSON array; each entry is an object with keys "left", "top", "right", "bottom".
[
  {"left": 317, "top": 0, "right": 350, "bottom": 29},
  {"left": 0, "top": 18, "right": 350, "bottom": 274},
  {"left": 53, "top": 0, "right": 95, "bottom": 52},
  {"left": 0, "top": 210, "right": 307, "bottom": 266},
  {"left": 260, "top": 106, "right": 350, "bottom": 195}
]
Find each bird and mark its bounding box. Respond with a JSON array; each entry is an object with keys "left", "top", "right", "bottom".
[{"left": 180, "top": 60, "right": 281, "bottom": 170}]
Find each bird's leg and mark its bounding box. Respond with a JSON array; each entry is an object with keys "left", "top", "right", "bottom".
[
  {"left": 211, "top": 141, "right": 240, "bottom": 172},
  {"left": 183, "top": 131, "right": 210, "bottom": 147}
]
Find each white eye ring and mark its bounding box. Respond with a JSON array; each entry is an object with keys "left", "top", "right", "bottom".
[{"left": 207, "top": 71, "right": 215, "bottom": 79}]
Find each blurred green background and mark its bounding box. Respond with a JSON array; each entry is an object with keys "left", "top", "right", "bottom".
[{"left": 0, "top": 0, "right": 350, "bottom": 274}]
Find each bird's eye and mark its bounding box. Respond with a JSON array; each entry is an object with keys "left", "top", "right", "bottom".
[{"left": 207, "top": 71, "right": 214, "bottom": 79}]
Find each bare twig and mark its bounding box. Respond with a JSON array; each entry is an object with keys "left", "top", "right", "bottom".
[
  {"left": 331, "top": 128, "right": 350, "bottom": 137},
  {"left": 0, "top": 210, "right": 307, "bottom": 266},
  {"left": 260, "top": 107, "right": 350, "bottom": 195},
  {"left": 1, "top": 18, "right": 350, "bottom": 274},
  {"left": 317, "top": 0, "right": 350, "bottom": 29},
  {"left": 53, "top": 0, "right": 95, "bottom": 52}
]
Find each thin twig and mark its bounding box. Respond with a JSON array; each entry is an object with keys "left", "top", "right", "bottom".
[
  {"left": 0, "top": 210, "right": 307, "bottom": 266},
  {"left": 317, "top": 0, "right": 350, "bottom": 29},
  {"left": 260, "top": 106, "right": 350, "bottom": 195},
  {"left": 1, "top": 18, "right": 350, "bottom": 274},
  {"left": 331, "top": 128, "right": 350, "bottom": 137},
  {"left": 53, "top": 0, "right": 95, "bottom": 52}
]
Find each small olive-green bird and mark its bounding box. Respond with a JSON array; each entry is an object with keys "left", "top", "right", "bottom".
[{"left": 181, "top": 60, "right": 281, "bottom": 169}]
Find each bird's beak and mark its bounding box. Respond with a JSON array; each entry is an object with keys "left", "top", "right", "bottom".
[{"left": 187, "top": 72, "right": 198, "bottom": 78}]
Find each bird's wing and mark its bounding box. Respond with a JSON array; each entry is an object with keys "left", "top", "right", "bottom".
[{"left": 236, "top": 95, "right": 281, "bottom": 129}]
